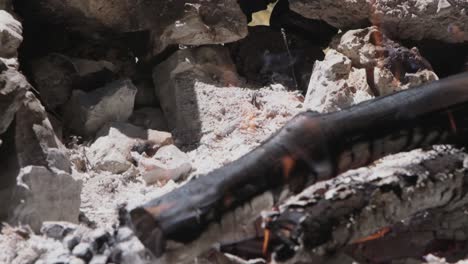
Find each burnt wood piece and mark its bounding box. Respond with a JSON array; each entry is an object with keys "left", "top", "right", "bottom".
[
  {"left": 129, "top": 73, "right": 468, "bottom": 261},
  {"left": 266, "top": 147, "right": 468, "bottom": 262}
]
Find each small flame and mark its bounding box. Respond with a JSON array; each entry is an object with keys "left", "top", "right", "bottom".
[
  {"left": 351, "top": 226, "right": 391, "bottom": 244},
  {"left": 262, "top": 229, "right": 271, "bottom": 256},
  {"left": 281, "top": 156, "right": 295, "bottom": 180}
]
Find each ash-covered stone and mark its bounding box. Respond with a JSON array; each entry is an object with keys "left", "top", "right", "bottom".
[
  {"left": 72, "top": 242, "right": 93, "bottom": 262},
  {"left": 10, "top": 166, "right": 82, "bottom": 231},
  {"left": 86, "top": 122, "right": 172, "bottom": 174},
  {"left": 304, "top": 27, "right": 438, "bottom": 112},
  {"left": 138, "top": 144, "right": 193, "bottom": 184},
  {"left": 41, "top": 221, "right": 78, "bottom": 240},
  {"left": 153, "top": 45, "right": 240, "bottom": 144}
]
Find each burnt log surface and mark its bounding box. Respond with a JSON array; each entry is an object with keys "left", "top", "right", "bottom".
[
  {"left": 129, "top": 72, "right": 468, "bottom": 262},
  {"left": 268, "top": 146, "right": 468, "bottom": 263}
]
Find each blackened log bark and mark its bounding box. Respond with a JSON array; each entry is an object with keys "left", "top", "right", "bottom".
[
  {"left": 129, "top": 73, "right": 468, "bottom": 263},
  {"left": 267, "top": 147, "right": 468, "bottom": 263}
]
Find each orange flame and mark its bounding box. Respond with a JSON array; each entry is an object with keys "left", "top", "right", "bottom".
[
  {"left": 351, "top": 226, "right": 391, "bottom": 244},
  {"left": 262, "top": 229, "right": 271, "bottom": 256},
  {"left": 281, "top": 156, "right": 295, "bottom": 180}
]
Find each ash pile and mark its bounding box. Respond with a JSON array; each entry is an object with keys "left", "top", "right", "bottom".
[{"left": 0, "top": 0, "right": 468, "bottom": 264}]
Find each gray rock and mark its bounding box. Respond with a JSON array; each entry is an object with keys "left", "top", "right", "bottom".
[
  {"left": 41, "top": 221, "right": 78, "bottom": 240},
  {"left": 21, "top": 0, "right": 247, "bottom": 56},
  {"left": 64, "top": 79, "right": 137, "bottom": 136},
  {"left": 90, "top": 255, "right": 108, "bottom": 264},
  {"left": 304, "top": 27, "right": 437, "bottom": 113},
  {"left": 64, "top": 234, "right": 82, "bottom": 251},
  {"left": 87, "top": 122, "right": 173, "bottom": 174},
  {"left": 129, "top": 107, "right": 169, "bottom": 132},
  {"left": 152, "top": 45, "right": 239, "bottom": 144},
  {"left": 0, "top": 10, "right": 22, "bottom": 58},
  {"left": 116, "top": 227, "right": 134, "bottom": 242},
  {"left": 31, "top": 54, "right": 116, "bottom": 109},
  {"left": 72, "top": 242, "right": 93, "bottom": 262},
  {"left": 139, "top": 145, "right": 192, "bottom": 184},
  {"left": 10, "top": 166, "right": 82, "bottom": 232},
  {"left": 0, "top": 68, "right": 30, "bottom": 135},
  {"left": 289, "top": 0, "right": 468, "bottom": 43},
  {"left": 15, "top": 92, "right": 71, "bottom": 173}
]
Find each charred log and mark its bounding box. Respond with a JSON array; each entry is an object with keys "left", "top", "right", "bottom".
[
  {"left": 266, "top": 147, "right": 468, "bottom": 263},
  {"left": 129, "top": 73, "right": 468, "bottom": 262}
]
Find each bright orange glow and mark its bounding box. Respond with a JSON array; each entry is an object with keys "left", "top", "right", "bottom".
[
  {"left": 281, "top": 156, "right": 295, "bottom": 180},
  {"left": 351, "top": 226, "right": 391, "bottom": 244},
  {"left": 262, "top": 229, "right": 271, "bottom": 256}
]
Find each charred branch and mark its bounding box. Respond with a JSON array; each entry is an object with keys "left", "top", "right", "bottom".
[{"left": 129, "top": 73, "right": 468, "bottom": 262}]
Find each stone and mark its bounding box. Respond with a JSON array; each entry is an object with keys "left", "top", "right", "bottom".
[
  {"left": 10, "top": 166, "right": 82, "bottom": 232},
  {"left": 64, "top": 234, "right": 81, "bottom": 251},
  {"left": 89, "top": 255, "right": 108, "bottom": 264},
  {"left": 116, "top": 227, "right": 134, "bottom": 242},
  {"left": 288, "top": 0, "right": 468, "bottom": 43},
  {"left": 129, "top": 107, "right": 169, "bottom": 132},
  {"left": 87, "top": 122, "right": 173, "bottom": 174},
  {"left": 0, "top": 68, "right": 30, "bottom": 135},
  {"left": 15, "top": 92, "right": 71, "bottom": 173},
  {"left": 72, "top": 242, "right": 93, "bottom": 262},
  {"left": 63, "top": 79, "right": 137, "bottom": 136},
  {"left": 0, "top": 10, "right": 23, "bottom": 58},
  {"left": 139, "top": 145, "right": 192, "bottom": 184},
  {"left": 153, "top": 45, "right": 240, "bottom": 144},
  {"left": 30, "top": 54, "right": 116, "bottom": 109},
  {"left": 304, "top": 27, "right": 438, "bottom": 113},
  {"left": 41, "top": 222, "right": 78, "bottom": 240},
  {"left": 18, "top": 0, "right": 247, "bottom": 57},
  {"left": 304, "top": 49, "right": 373, "bottom": 113}
]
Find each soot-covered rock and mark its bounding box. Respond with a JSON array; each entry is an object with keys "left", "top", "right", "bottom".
[
  {"left": 63, "top": 79, "right": 137, "bottom": 137},
  {"left": 16, "top": 0, "right": 248, "bottom": 57},
  {"left": 31, "top": 53, "right": 116, "bottom": 109},
  {"left": 229, "top": 26, "right": 324, "bottom": 91}
]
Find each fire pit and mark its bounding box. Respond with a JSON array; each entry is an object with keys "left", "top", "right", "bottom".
[{"left": 0, "top": 0, "right": 467, "bottom": 264}]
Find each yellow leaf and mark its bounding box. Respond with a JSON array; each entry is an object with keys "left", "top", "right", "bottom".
[{"left": 248, "top": 0, "right": 279, "bottom": 27}]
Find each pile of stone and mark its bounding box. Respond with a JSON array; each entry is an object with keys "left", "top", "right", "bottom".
[{"left": 0, "top": 0, "right": 467, "bottom": 263}]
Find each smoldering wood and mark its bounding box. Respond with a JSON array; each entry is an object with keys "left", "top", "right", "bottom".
[
  {"left": 267, "top": 147, "right": 468, "bottom": 263},
  {"left": 129, "top": 72, "right": 468, "bottom": 262}
]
